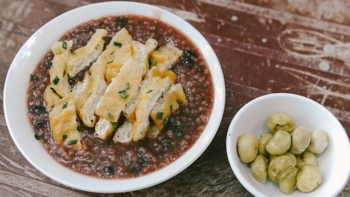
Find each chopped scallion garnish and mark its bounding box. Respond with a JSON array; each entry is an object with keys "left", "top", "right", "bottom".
[
  {"left": 176, "top": 99, "right": 183, "bottom": 104},
  {"left": 49, "top": 87, "right": 62, "bottom": 98},
  {"left": 30, "top": 74, "right": 38, "bottom": 82},
  {"left": 62, "top": 134, "right": 67, "bottom": 141},
  {"left": 67, "top": 140, "right": 77, "bottom": 145},
  {"left": 149, "top": 58, "right": 156, "bottom": 66},
  {"left": 62, "top": 102, "right": 68, "bottom": 109},
  {"left": 125, "top": 82, "right": 130, "bottom": 90},
  {"left": 108, "top": 113, "right": 113, "bottom": 119},
  {"left": 107, "top": 60, "right": 113, "bottom": 64},
  {"left": 146, "top": 89, "right": 153, "bottom": 93},
  {"left": 164, "top": 116, "right": 170, "bottom": 126},
  {"left": 113, "top": 41, "right": 122, "bottom": 48},
  {"left": 156, "top": 112, "right": 164, "bottom": 120},
  {"left": 34, "top": 134, "right": 40, "bottom": 140},
  {"left": 119, "top": 91, "right": 128, "bottom": 99},
  {"left": 62, "top": 40, "right": 67, "bottom": 49},
  {"left": 52, "top": 76, "right": 60, "bottom": 85}
]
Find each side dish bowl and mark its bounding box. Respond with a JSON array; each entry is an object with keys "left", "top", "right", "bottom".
[
  {"left": 226, "top": 93, "right": 350, "bottom": 197},
  {"left": 4, "top": 2, "right": 225, "bottom": 193}
]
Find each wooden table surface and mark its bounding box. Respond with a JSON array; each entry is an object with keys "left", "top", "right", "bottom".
[{"left": 1, "top": 0, "right": 349, "bottom": 196}]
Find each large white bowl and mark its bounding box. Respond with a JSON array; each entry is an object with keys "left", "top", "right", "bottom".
[
  {"left": 226, "top": 93, "right": 350, "bottom": 197},
  {"left": 4, "top": 2, "right": 225, "bottom": 193}
]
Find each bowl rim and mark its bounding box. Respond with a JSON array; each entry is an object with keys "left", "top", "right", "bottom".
[
  {"left": 4, "top": 1, "right": 225, "bottom": 193},
  {"left": 226, "top": 93, "right": 350, "bottom": 197}
]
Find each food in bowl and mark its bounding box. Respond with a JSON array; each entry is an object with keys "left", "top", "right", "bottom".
[
  {"left": 236, "top": 112, "right": 328, "bottom": 194},
  {"left": 27, "top": 15, "right": 214, "bottom": 179}
]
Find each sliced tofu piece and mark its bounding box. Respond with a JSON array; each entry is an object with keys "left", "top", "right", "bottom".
[
  {"left": 105, "top": 28, "right": 133, "bottom": 83},
  {"left": 94, "top": 118, "right": 114, "bottom": 140},
  {"left": 150, "top": 83, "right": 188, "bottom": 130},
  {"left": 150, "top": 43, "right": 183, "bottom": 71},
  {"left": 132, "top": 38, "right": 158, "bottom": 76},
  {"left": 113, "top": 120, "right": 133, "bottom": 143},
  {"left": 49, "top": 40, "right": 73, "bottom": 98},
  {"left": 49, "top": 93, "right": 82, "bottom": 150},
  {"left": 66, "top": 29, "right": 107, "bottom": 77},
  {"left": 132, "top": 76, "right": 172, "bottom": 141},
  {"left": 95, "top": 57, "right": 144, "bottom": 122},
  {"left": 71, "top": 72, "right": 97, "bottom": 126},
  {"left": 43, "top": 85, "right": 61, "bottom": 111},
  {"left": 123, "top": 66, "right": 171, "bottom": 122}
]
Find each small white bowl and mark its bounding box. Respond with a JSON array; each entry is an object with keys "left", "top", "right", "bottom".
[
  {"left": 226, "top": 93, "right": 350, "bottom": 197},
  {"left": 4, "top": 2, "right": 225, "bottom": 193}
]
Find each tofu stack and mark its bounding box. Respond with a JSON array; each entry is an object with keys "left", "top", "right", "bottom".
[{"left": 44, "top": 28, "right": 187, "bottom": 149}]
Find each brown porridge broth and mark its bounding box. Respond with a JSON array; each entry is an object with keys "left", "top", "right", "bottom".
[{"left": 27, "top": 15, "right": 214, "bottom": 178}]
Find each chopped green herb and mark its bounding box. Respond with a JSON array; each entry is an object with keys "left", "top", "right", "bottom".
[
  {"left": 176, "top": 99, "right": 183, "bottom": 104},
  {"left": 156, "top": 112, "right": 164, "bottom": 120},
  {"left": 149, "top": 58, "right": 156, "bottom": 66},
  {"left": 51, "top": 105, "right": 55, "bottom": 108},
  {"left": 161, "top": 138, "right": 172, "bottom": 147},
  {"left": 164, "top": 116, "right": 170, "bottom": 126},
  {"left": 107, "top": 60, "right": 113, "bottom": 64},
  {"left": 170, "top": 104, "right": 173, "bottom": 111},
  {"left": 62, "top": 102, "right": 68, "bottom": 109},
  {"left": 62, "top": 40, "right": 67, "bottom": 49},
  {"left": 113, "top": 41, "right": 122, "bottom": 48},
  {"left": 52, "top": 76, "right": 60, "bottom": 85},
  {"left": 125, "top": 82, "right": 130, "bottom": 90},
  {"left": 166, "top": 85, "right": 172, "bottom": 92},
  {"left": 49, "top": 87, "right": 62, "bottom": 98},
  {"left": 67, "top": 140, "right": 77, "bottom": 145},
  {"left": 30, "top": 74, "right": 38, "bottom": 81},
  {"left": 89, "top": 92, "right": 92, "bottom": 96},
  {"left": 146, "top": 89, "right": 153, "bottom": 93},
  {"left": 160, "top": 91, "right": 164, "bottom": 98},
  {"left": 108, "top": 113, "right": 114, "bottom": 119},
  {"left": 119, "top": 91, "right": 128, "bottom": 99},
  {"left": 34, "top": 134, "right": 40, "bottom": 140},
  {"left": 112, "top": 122, "right": 119, "bottom": 132},
  {"left": 62, "top": 134, "right": 67, "bottom": 141},
  {"left": 110, "top": 51, "right": 115, "bottom": 55}
]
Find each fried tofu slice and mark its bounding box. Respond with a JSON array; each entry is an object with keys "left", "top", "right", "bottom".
[
  {"left": 66, "top": 29, "right": 107, "bottom": 77},
  {"left": 132, "top": 38, "right": 158, "bottom": 76},
  {"left": 94, "top": 118, "right": 114, "bottom": 140},
  {"left": 95, "top": 57, "right": 144, "bottom": 123},
  {"left": 71, "top": 72, "right": 103, "bottom": 127},
  {"left": 131, "top": 76, "right": 172, "bottom": 141},
  {"left": 49, "top": 40, "right": 73, "bottom": 98},
  {"left": 123, "top": 66, "right": 172, "bottom": 122},
  {"left": 105, "top": 28, "right": 133, "bottom": 83},
  {"left": 150, "top": 83, "right": 188, "bottom": 130},
  {"left": 113, "top": 120, "right": 133, "bottom": 143},
  {"left": 49, "top": 93, "right": 82, "bottom": 150},
  {"left": 150, "top": 43, "right": 183, "bottom": 71},
  {"left": 44, "top": 85, "right": 61, "bottom": 111}
]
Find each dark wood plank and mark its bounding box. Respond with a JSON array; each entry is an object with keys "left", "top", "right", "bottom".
[{"left": 0, "top": 0, "right": 349, "bottom": 196}]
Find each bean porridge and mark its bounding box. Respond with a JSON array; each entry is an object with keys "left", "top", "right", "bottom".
[{"left": 27, "top": 15, "right": 214, "bottom": 178}]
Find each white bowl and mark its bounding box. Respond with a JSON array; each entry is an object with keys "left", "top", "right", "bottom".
[
  {"left": 4, "top": 2, "right": 225, "bottom": 193},
  {"left": 226, "top": 93, "right": 350, "bottom": 197}
]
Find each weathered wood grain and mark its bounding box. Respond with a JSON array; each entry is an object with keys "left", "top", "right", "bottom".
[{"left": 0, "top": 0, "right": 349, "bottom": 196}]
